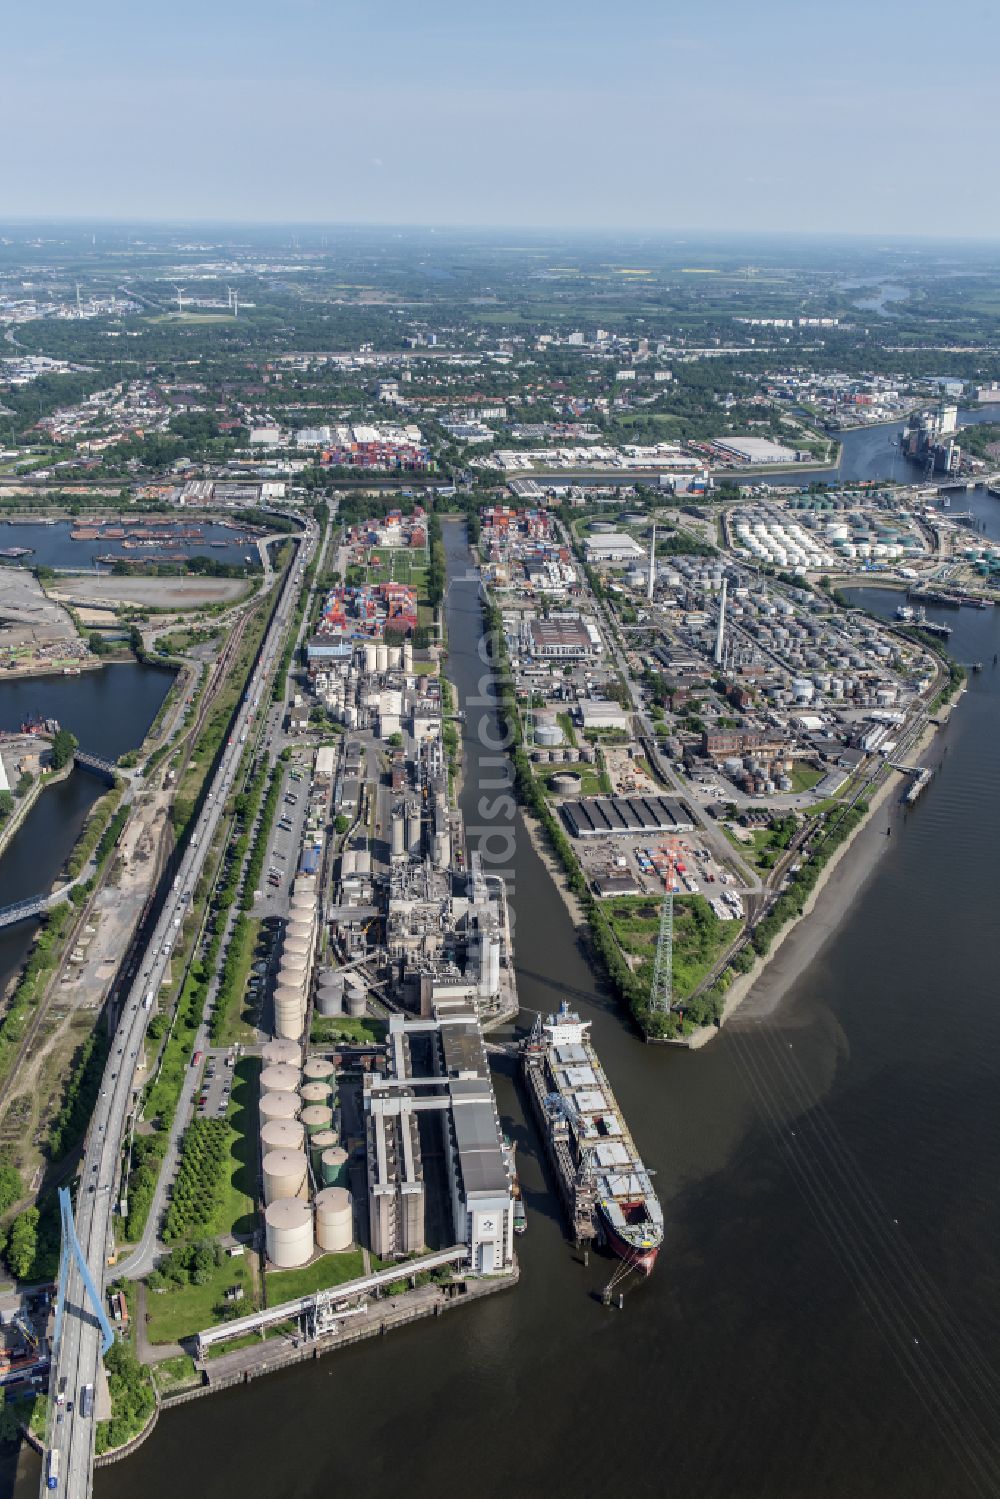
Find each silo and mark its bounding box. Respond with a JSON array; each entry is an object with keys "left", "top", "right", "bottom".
[
  {"left": 303, "top": 1056, "right": 335, "bottom": 1084},
  {"left": 260, "top": 1064, "right": 300, "bottom": 1096},
  {"left": 260, "top": 1090, "right": 299, "bottom": 1124},
  {"left": 402, "top": 640, "right": 414, "bottom": 672},
  {"left": 280, "top": 952, "right": 308, "bottom": 980},
  {"left": 301, "top": 1080, "right": 332, "bottom": 1106},
  {"left": 273, "top": 1005, "right": 303, "bottom": 1043},
  {"left": 282, "top": 937, "right": 311, "bottom": 961},
  {"left": 405, "top": 802, "right": 421, "bottom": 854},
  {"left": 294, "top": 875, "right": 317, "bottom": 896},
  {"left": 346, "top": 982, "right": 367, "bottom": 1018},
  {"left": 315, "top": 1187, "right": 354, "bottom": 1252},
  {"left": 301, "top": 1103, "right": 334, "bottom": 1138},
  {"left": 265, "top": 1199, "right": 313, "bottom": 1268},
  {"left": 273, "top": 980, "right": 306, "bottom": 1009},
  {"left": 309, "top": 1128, "right": 339, "bottom": 1173},
  {"left": 363, "top": 640, "right": 378, "bottom": 673},
  {"left": 376, "top": 642, "right": 389, "bottom": 673},
  {"left": 262, "top": 1039, "right": 301, "bottom": 1068},
  {"left": 319, "top": 1146, "right": 350, "bottom": 1189},
  {"left": 262, "top": 1148, "right": 310, "bottom": 1205},
  {"left": 390, "top": 815, "right": 405, "bottom": 859},
  {"left": 289, "top": 894, "right": 314, "bottom": 916},
  {"left": 286, "top": 918, "right": 313, "bottom": 944},
  {"left": 316, "top": 979, "right": 344, "bottom": 1017},
  {"left": 260, "top": 1118, "right": 306, "bottom": 1153},
  {"left": 388, "top": 645, "right": 402, "bottom": 670}
]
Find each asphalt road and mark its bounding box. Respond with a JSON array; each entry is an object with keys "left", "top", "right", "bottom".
[{"left": 44, "top": 514, "right": 316, "bottom": 1499}]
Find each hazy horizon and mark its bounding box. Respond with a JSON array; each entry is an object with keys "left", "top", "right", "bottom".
[{"left": 10, "top": 0, "right": 1000, "bottom": 237}]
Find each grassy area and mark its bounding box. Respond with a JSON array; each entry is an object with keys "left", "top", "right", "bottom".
[
  {"left": 537, "top": 763, "right": 604, "bottom": 796},
  {"left": 788, "top": 762, "right": 824, "bottom": 793},
  {"left": 204, "top": 1321, "right": 296, "bottom": 1359},
  {"left": 145, "top": 1256, "right": 255, "bottom": 1345},
  {"left": 555, "top": 711, "right": 578, "bottom": 748},
  {"left": 211, "top": 915, "right": 262, "bottom": 1045},
  {"left": 265, "top": 1248, "right": 366, "bottom": 1303},
  {"left": 151, "top": 1353, "right": 202, "bottom": 1395},
  {"left": 215, "top": 1059, "right": 259, "bottom": 1238},
  {"left": 310, "top": 1015, "right": 387, "bottom": 1045},
  {"left": 603, "top": 894, "right": 743, "bottom": 1002}
]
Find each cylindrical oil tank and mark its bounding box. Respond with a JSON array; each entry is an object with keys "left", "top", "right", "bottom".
[
  {"left": 294, "top": 875, "right": 317, "bottom": 896},
  {"left": 265, "top": 1198, "right": 313, "bottom": 1268},
  {"left": 303, "top": 1056, "right": 335, "bottom": 1084},
  {"left": 259, "top": 1064, "right": 300, "bottom": 1096},
  {"left": 260, "top": 1118, "right": 306, "bottom": 1153},
  {"left": 286, "top": 919, "right": 313, "bottom": 943},
  {"left": 346, "top": 982, "right": 367, "bottom": 1018},
  {"left": 274, "top": 1010, "right": 303, "bottom": 1043},
  {"left": 260, "top": 1090, "right": 300, "bottom": 1124},
  {"left": 300, "top": 1080, "right": 332, "bottom": 1106},
  {"left": 376, "top": 642, "right": 388, "bottom": 673},
  {"left": 280, "top": 952, "right": 308, "bottom": 978},
  {"left": 282, "top": 937, "right": 311, "bottom": 960},
  {"left": 262, "top": 1039, "right": 300, "bottom": 1067},
  {"left": 405, "top": 802, "right": 421, "bottom": 853},
  {"left": 289, "top": 896, "right": 314, "bottom": 918},
  {"left": 316, "top": 983, "right": 343, "bottom": 1017},
  {"left": 363, "top": 640, "right": 378, "bottom": 673},
  {"left": 320, "top": 1146, "right": 350, "bottom": 1188},
  {"left": 309, "top": 1128, "right": 339, "bottom": 1164},
  {"left": 273, "top": 980, "right": 306, "bottom": 1008},
  {"left": 301, "top": 1103, "right": 334, "bottom": 1138},
  {"left": 262, "top": 1148, "right": 309, "bottom": 1205},
  {"left": 315, "top": 1187, "right": 353, "bottom": 1252}
]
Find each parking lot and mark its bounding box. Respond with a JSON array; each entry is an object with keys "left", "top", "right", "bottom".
[{"left": 193, "top": 1046, "right": 238, "bottom": 1119}]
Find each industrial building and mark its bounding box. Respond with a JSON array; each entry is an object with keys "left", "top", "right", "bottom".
[
  {"left": 364, "top": 1006, "right": 514, "bottom": 1273},
  {"left": 560, "top": 795, "right": 694, "bottom": 839}
]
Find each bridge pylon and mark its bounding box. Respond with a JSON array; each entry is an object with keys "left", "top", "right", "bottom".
[{"left": 52, "top": 1186, "right": 115, "bottom": 1360}]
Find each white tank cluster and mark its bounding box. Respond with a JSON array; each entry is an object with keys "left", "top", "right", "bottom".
[
  {"left": 315, "top": 1187, "right": 353, "bottom": 1252},
  {"left": 263, "top": 1148, "right": 310, "bottom": 1205},
  {"left": 265, "top": 1198, "right": 314, "bottom": 1268}
]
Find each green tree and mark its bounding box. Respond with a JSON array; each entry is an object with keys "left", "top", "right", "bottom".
[
  {"left": 7, "top": 1208, "right": 38, "bottom": 1279},
  {"left": 50, "top": 729, "right": 78, "bottom": 771}
]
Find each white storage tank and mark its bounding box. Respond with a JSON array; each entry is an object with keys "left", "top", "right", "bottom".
[
  {"left": 301, "top": 1080, "right": 332, "bottom": 1106},
  {"left": 363, "top": 640, "right": 378, "bottom": 673},
  {"left": 274, "top": 1008, "right": 304, "bottom": 1043},
  {"left": 301, "top": 1103, "right": 334, "bottom": 1138},
  {"left": 262, "top": 1039, "right": 301, "bottom": 1068},
  {"left": 315, "top": 1187, "right": 353, "bottom": 1252},
  {"left": 260, "top": 1063, "right": 300, "bottom": 1095},
  {"left": 262, "top": 1148, "right": 310, "bottom": 1205},
  {"left": 282, "top": 937, "right": 311, "bottom": 960},
  {"left": 260, "top": 1091, "right": 300, "bottom": 1124},
  {"left": 376, "top": 642, "right": 389, "bottom": 673},
  {"left": 303, "top": 1055, "right": 335, "bottom": 1084},
  {"left": 260, "top": 1118, "right": 306, "bottom": 1153},
  {"left": 346, "top": 982, "right": 367, "bottom": 1018},
  {"left": 294, "top": 875, "right": 317, "bottom": 896},
  {"left": 265, "top": 1198, "right": 313, "bottom": 1268},
  {"left": 286, "top": 918, "right": 313, "bottom": 943},
  {"left": 316, "top": 981, "right": 344, "bottom": 1017}
]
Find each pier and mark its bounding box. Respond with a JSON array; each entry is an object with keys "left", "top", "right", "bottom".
[{"left": 888, "top": 760, "right": 933, "bottom": 804}]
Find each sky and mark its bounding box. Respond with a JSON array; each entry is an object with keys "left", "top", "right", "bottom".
[{"left": 8, "top": 0, "right": 1000, "bottom": 237}]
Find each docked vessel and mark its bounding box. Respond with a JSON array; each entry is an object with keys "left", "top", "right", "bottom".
[{"left": 521, "top": 1002, "right": 662, "bottom": 1275}]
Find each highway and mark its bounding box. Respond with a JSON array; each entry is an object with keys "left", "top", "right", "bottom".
[{"left": 43, "top": 514, "right": 316, "bottom": 1499}]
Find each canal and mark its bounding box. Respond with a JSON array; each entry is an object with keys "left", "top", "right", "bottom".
[
  {"left": 0, "top": 663, "right": 175, "bottom": 999},
  {"left": 99, "top": 525, "right": 1000, "bottom": 1499}
]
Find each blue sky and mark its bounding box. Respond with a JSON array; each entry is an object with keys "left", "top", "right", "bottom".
[{"left": 8, "top": 0, "right": 1000, "bottom": 234}]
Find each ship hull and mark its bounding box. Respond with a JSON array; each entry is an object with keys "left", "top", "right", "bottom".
[{"left": 601, "top": 1212, "right": 660, "bottom": 1277}]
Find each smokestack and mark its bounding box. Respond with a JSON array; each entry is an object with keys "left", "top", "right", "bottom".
[
  {"left": 714, "top": 577, "right": 728, "bottom": 666},
  {"left": 647, "top": 523, "right": 656, "bottom": 602}
]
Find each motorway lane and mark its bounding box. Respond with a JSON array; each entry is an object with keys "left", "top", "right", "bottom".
[{"left": 45, "top": 517, "right": 316, "bottom": 1499}]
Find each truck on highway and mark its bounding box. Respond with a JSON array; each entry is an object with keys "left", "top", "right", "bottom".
[
  {"left": 144, "top": 990, "right": 155, "bottom": 1011},
  {"left": 46, "top": 1448, "right": 59, "bottom": 1489},
  {"left": 80, "top": 1383, "right": 94, "bottom": 1419}
]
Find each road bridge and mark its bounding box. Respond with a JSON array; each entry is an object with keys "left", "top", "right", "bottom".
[{"left": 73, "top": 750, "right": 118, "bottom": 782}]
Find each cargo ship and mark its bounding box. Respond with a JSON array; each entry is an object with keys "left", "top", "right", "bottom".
[{"left": 521, "top": 1003, "right": 662, "bottom": 1275}]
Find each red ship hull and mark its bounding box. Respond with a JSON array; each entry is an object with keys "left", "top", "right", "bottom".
[{"left": 601, "top": 1213, "right": 660, "bottom": 1276}]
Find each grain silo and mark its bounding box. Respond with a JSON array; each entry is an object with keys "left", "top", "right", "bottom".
[
  {"left": 259, "top": 1064, "right": 300, "bottom": 1096},
  {"left": 259, "top": 1091, "right": 300, "bottom": 1124},
  {"left": 262, "top": 1039, "right": 300, "bottom": 1068},
  {"left": 265, "top": 1199, "right": 313, "bottom": 1268},
  {"left": 260, "top": 1118, "right": 306, "bottom": 1153},
  {"left": 300, "top": 1080, "right": 332, "bottom": 1106},
  {"left": 315, "top": 1187, "right": 353, "bottom": 1252},
  {"left": 289, "top": 895, "right": 314, "bottom": 918},
  {"left": 319, "top": 1145, "right": 349, "bottom": 1188},
  {"left": 262, "top": 1148, "right": 310, "bottom": 1205},
  {"left": 300, "top": 1103, "right": 334, "bottom": 1138}
]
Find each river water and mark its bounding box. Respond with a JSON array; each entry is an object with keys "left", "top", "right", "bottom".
[
  {"left": 0, "top": 663, "right": 174, "bottom": 998},
  {"left": 0, "top": 520, "right": 258, "bottom": 572},
  {"left": 99, "top": 524, "right": 1000, "bottom": 1499},
  {"left": 762, "top": 404, "right": 1000, "bottom": 488}
]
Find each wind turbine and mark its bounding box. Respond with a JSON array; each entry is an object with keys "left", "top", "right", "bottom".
[{"left": 174, "top": 285, "right": 186, "bottom": 314}]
